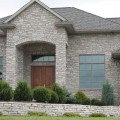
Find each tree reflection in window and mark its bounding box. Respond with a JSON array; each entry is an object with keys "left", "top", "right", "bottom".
[{"left": 32, "top": 55, "right": 55, "bottom": 62}]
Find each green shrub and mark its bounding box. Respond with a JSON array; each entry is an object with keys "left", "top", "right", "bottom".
[
  {"left": 14, "top": 80, "right": 32, "bottom": 101},
  {"left": 28, "top": 111, "right": 47, "bottom": 116},
  {"left": 89, "top": 113, "right": 107, "bottom": 117},
  {"left": 49, "top": 90, "right": 59, "bottom": 103},
  {"left": 91, "top": 99, "right": 104, "bottom": 106},
  {"left": 82, "top": 97, "right": 91, "bottom": 105},
  {"left": 0, "top": 112, "right": 3, "bottom": 116},
  {"left": 63, "top": 88, "right": 75, "bottom": 104},
  {"left": 52, "top": 84, "right": 67, "bottom": 103},
  {"left": 102, "top": 82, "right": 115, "bottom": 106},
  {"left": 66, "top": 95, "right": 75, "bottom": 104},
  {"left": 0, "top": 80, "right": 13, "bottom": 101},
  {"left": 74, "top": 91, "right": 90, "bottom": 105},
  {"left": 33, "top": 86, "right": 51, "bottom": 102},
  {"left": 63, "top": 112, "right": 81, "bottom": 117}
]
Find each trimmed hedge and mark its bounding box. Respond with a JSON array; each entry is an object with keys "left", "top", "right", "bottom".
[
  {"left": 52, "top": 84, "right": 67, "bottom": 103},
  {"left": 14, "top": 80, "right": 32, "bottom": 101},
  {"left": 49, "top": 90, "right": 59, "bottom": 103},
  {"left": 33, "top": 86, "right": 51, "bottom": 102},
  {"left": 0, "top": 80, "right": 13, "bottom": 101},
  {"left": 91, "top": 99, "right": 104, "bottom": 106},
  {"left": 74, "top": 91, "right": 90, "bottom": 105}
]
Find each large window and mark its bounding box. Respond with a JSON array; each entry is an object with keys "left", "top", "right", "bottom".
[
  {"left": 80, "top": 55, "right": 105, "bottom": 89},
  {"left": 32, "top": 55, "right": 55, "bottom": 62},
  {"left": 0, "top": 57, "right": 3, "bottom": 80}
]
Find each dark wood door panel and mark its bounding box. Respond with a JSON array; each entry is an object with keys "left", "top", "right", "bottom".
[
  {"left": 31, "top": 66, "right": 55, "bottom": 88},
  {"left": 45, "top": 66, "right": 55, "bottom": 88}
]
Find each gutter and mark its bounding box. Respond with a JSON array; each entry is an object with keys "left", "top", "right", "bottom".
[
  {"left": 0, "top": 24, "right": 16, "bottom": 29},
  {"left": 0, "top": 24, "right": 16, "bottom": 35},
  {"left": 55, "top": 22, "right": 120, "bottom": 35}
]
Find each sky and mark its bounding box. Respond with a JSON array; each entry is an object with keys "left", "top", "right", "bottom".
[{"left": 0, "top": 0, "right": 120, "bottom": 18}]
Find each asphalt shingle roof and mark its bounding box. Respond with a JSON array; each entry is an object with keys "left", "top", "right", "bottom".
[
  {"left": 0, "top": 15, "right": 11, "bottom": 24},
  {"left": 1, "top": 7, "right": 120, "bottom": 32},
  {"left": 52, "top": 7, "right": 120, "bottom": 31},
  {"left": 107, "top": 18, "right": 120, "bottom": 25}
]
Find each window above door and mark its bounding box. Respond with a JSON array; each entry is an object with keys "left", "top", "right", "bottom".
[{"left": 32, "top": 55, "right": 55, "bottom": 62}]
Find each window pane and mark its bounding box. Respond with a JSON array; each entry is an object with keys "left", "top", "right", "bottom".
[
  {"left": 98, "top": 55, "right": 104, "bottom": 63},
  {"left": 0, "top": 57, "right": 3, "bottom": 65},
  {"left": 93, "top": 64, "right": 104, "bottom": 70},
  {"left": 80, "top": 76, "right": 91, "bottom": 82},
  {"left": 85, "top": 56, "right": 93, "bottom": 63},
  {"left": 92, "top": 82, "right": 103, "bottom": 88},
  {"left": 38, "top": 56, "right": 44, "bottom": 61},
  {"left": 32, "top": 55, "right": 55, "bottom": 62},
  {"left": 80, "top": 82, "right": 92, "bottom": 89},
  {"left": 44, "top": 56, "right": 49, "bottom": 61},
  {"left": 80, "top": 55, "right": 104, "bottom": 63},
  {"left": 80, "top": 64, "right": 91, "bottom": 70},
  {"left": 49, "top": 56, "right": 55, "bottom": 61},
  {"left": 93, "top": 70, "right": 105, "bottom": 77},
  {"left": 80, "top": 70, "right": 91, "bottom": 77},
  {"left": 80, "top": 55, "right": 105, "bottom": 89},
  {"left": 92, "top": 77, "right": 105, "bottom": 82},
  {"left": 80, "top": 56, "right": 86, "bottom": 63}
]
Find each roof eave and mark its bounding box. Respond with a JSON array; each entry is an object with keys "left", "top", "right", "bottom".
[
  {"left": 55, "top": 22, "right": 120, "bottom": 35},
  {"left": 0, "top": 24, "right": 16, "bottom": 29},
  {"left": 55, "top": 22, "right": 75, "bottom": 35}
]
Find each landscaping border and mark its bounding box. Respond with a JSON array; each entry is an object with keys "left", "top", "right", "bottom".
[{"left": 0, "top": 102, "right": 119, "bottom": 117}]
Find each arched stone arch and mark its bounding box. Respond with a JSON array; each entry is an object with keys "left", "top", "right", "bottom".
[{"left": 6, "top": 39, "right": 66, "bottom": 89}]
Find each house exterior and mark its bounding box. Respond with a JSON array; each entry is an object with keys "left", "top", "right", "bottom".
[{"left": 0, "top": 0, "right": 120, "bottom": 104}]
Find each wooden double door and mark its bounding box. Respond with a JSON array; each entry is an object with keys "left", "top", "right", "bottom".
[{"left": 31, "top": 66, "right": 55, "bottom": 88}]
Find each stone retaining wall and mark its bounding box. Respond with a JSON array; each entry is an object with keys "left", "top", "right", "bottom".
[{"left": 0, "top": 102, "right": 120, "bottom": 117}]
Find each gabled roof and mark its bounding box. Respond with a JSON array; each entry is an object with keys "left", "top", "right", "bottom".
[
  {"left": 4, "top": 0, "right": 66, "bottom": 23},
  {"left": 1, "top": 5, "right": 120, "bottom": 34}
]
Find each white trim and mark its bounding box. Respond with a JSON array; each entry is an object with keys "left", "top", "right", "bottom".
[{"left": 4, "top": 0, "right": 66, "bottom": 23}]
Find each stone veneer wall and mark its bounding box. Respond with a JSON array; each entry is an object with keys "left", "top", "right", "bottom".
[
  {"left": 6, "top": 2, "right": 67, "bottom": 89},
  {"left": 66, "top": 33, "right": 120, "bottom": 105},
  {"left": 0, "top": 37, "right": 6, "bottom": 80},
  {"left": 0, "top": 102, "right": 119, "bottom": 117}
]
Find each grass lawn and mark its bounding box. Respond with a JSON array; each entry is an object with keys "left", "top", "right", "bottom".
[{"left": 0, "top": 116, "right": 120, "bottom": 120}]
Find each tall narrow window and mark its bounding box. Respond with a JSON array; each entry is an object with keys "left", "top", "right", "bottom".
[
  {"left": 0, "top": 57, "right": 3, "bottom": 80},
  {"left": 80, "top": 55, "right": 105, "bottom": 89}
]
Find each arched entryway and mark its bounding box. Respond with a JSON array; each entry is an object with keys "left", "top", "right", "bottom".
[{"left": 17, "top": 42, "right": 56, "bottom": 88}]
